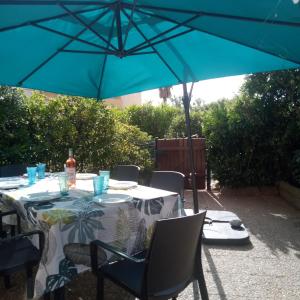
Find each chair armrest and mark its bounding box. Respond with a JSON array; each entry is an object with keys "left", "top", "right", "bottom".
[
  {"left": 0, "top": 209, "right": 21, "bottom": 234},
  {"left": 90, "top": 240, "right": 145, "bottom": 274},
  {"left": 204, "top": 217, "right": 213, "bottom": 225},
  {"left": 0, "top": 210, "right": 18, "bottom": 218},
  {"left": 6, "top": 230, "right": 45, "bottom": 255}
]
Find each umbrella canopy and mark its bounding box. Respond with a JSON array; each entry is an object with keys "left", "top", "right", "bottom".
[
  {"left": 1, "top": 1, "right": 300, "bottom": 213},
  {"left": 0, "top": 0, "right": 300, "bottom": 99}
]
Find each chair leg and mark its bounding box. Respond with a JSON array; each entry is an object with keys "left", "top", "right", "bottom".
[
  {"left": 197, "top": 272, "right": 209, "bottom": 300},
  {"left": 54, "top": 286, "right": 65, "bottom": 300},
  {"left": 10, "top": 225, "right": 16, "bottom": 237},
  {"left": 97, "top": 274, "right": 104, "bottom": 300},
  {"left": 26, "top": 267, "right": 34, "bottom": 299},
  {"left": 43, "top": 292, "right": 51, "bottom": 300},
  {"left": 4, "top": 275, "right": 11, "bottom": 289}
]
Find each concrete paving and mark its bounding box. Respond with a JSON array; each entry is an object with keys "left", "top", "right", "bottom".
[
  {"left": 179, "top": 189, "right": 300, "bottom": 300},
  {"left": 1, "top": 188, "right": 299, "bottom": 299}
]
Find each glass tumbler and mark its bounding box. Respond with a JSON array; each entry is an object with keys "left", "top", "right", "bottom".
[
  {"left": 37, "top": 163, "right": 46, "bottom": 179},
  {"left": 58, "top": 174, "right": 69, "bottom": 196},
  {"left": 99, "top": 170, "right": 110, "bottom": 193},
  {"left": 27, "top": 167, "right": 37, "bottom": 186},
  {"left": 93, "top": 175, "right": 105, "bottom": 196}
]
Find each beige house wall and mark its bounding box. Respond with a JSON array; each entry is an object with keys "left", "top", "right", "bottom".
[
  {"left": 103, "top": 93, "right": 142, "bottom": 108},
  {"left": 23, "top": 88, "right": 142, "bottom": 108}
]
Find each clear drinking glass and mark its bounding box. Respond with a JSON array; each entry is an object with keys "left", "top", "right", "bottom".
[
  {"left": 93, "top": 175, "right": 105, "bottom": 196},
  {"left": 99, "top": 170, "right": 110, "bottom": 193},
  {"left": 37, "top": 163, "right": 46, "bottom": 179},
  {"left": 27, "top": 167, "right": 37, "bottom": 185},
  {"left": 58, "top": 174, "right": 69, "bottom": 196}
]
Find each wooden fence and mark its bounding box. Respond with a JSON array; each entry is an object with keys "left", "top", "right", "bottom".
[{"left": 155, "top": 138, "right": 206, "bottom": 189}]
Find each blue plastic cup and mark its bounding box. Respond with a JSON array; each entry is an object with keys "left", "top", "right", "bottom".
[
  {"left": 99, "top": 170, "right": 110, "bottom": 193},
  {"left": 93, "top": 175, "right": 105, "bottom": 196},
  {"left": 27, "top": 167, "right": 37, "bottom": 185},
  {"left": 37, "top": 163, "right": 46, "bottom": 179},
  {"left": 58, "top": 174, "right": 69, "bottom": 196}
]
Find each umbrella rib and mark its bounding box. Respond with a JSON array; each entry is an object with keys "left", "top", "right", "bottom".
[
  {"left": 0, "top": 6, "right": 106, "bottom": 33},
  {"left": 0, "top": 1, "right": 111, "bottom": 4},
  {"left": 3, "top": 1, "right": 300, "bottom": 28},
  {"left": 127, "top": 51, "right": 155, "bottom": 56},
  {"left": 126, "top": 13, "right": 200, "bottom": 55},
  {"left": 96, "top": 13, "right": 116, "bottom": 100},
  {"left": 60, "top": 49, "right": 154, "bottom": 55},
  {"left": 33, "top": 23, "right": 111, "bottom": 52},
  {"left": 60, "top": 49, "right": 113, "bottom": 54},
  {"left": 136, "top": 8, "right": 300, "bottom": 67},
  {"left": 122, "top": 0, "right": 138, "bottom": 51},
  {"left": 127, "top": 28, "right": 194, "bottom": 55},
  {"left": 18, "top": 8, "right": 110, "bottom": 86},
  {"left": 122, "top": 9, "right": 182, "bottom": 83},
  {"left": 60, "top": 3, "right": 118, "bottom": 52},
  {"left": 125, "top": 3, "right": 300, "bottom": 29},
  {"left": 115, "top": 1, "right": 123, "bottom": 52}
]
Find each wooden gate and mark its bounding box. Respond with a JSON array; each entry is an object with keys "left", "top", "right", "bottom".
[{"left": 155, "top": 138, "right": 206, "bottom": 189}]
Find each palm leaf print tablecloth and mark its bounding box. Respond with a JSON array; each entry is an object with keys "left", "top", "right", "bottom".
[{"left": 0, "top": 177, "right": 180, "bottom": 297}]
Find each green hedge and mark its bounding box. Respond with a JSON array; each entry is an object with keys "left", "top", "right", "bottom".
[
  {"left": 125, "top": 103, "right": 180, "bottom": 138},
  {"left": 203, "top": 69, "right": 300, "bottom": 187},
  {"left": 124, "top": 103, "right": 203, "bottom": 138},
  {"left": 2, "top": 68, "right": 300, "bottom": 188},
  {"left": 168, "top": 111, "right": 202, "bottom": 138},
  {"left": 0, "top": 87, "right": 30, "bottom": 165},
  {"left": 0, "top": 88, "right": 152, "bottom": 173}
]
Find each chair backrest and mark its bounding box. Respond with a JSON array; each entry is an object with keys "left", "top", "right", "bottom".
[
  {"left": 0, "top": 164, "right": 26, "bottom": 177},
  {"left": 150, "top": 171, "right": 185, "bottom": 199},
  {"left": 112, "top": 165, "right": 140, "bottom": 182},
  {"left": 145, "top": 212, "right": 206, "bottom": 297}
]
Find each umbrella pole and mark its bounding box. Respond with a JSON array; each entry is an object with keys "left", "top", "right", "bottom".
[{"left": 182, "top": 83, "right": 199, "bottom": 213}]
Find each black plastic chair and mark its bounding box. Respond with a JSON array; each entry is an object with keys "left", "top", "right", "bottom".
[
  {"left": 0, "top": 210, "right": 44, "bottom": 299},
  {"left": 0, "top": 208, "right": 21, "bottom": 239},
  {"left": 111, "top": 165, "right": 140, "bottom": 182},
  {"left": 150, "top": 171, "right": 185, "bottom": 201},
  {"left": 0, "top": 164, "right": 26, "bottom": 177},
  {"left": 90, "top": 212, "right": 209, "bottom": 300}
]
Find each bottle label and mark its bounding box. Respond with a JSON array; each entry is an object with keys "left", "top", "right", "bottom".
[{"left": 66, "top": 167, "right": 76, "bottom": 186}]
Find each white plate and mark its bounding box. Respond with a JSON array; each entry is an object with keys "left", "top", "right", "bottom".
[
  {"left": 0, "top": 181, "right": 24, "bottom": 190},
  {"left": 21, "top": 192, "right": 62, "bottom": 202},
  {"left": 109, "top": 181, "right": 138, "bottom": 190},
  {"left": 0, "top": 176, "right": 22, "bottom": 182},
  {"left": 50, "top": 172, "right": 65, "bottom": 177},
  {"left": 94, "top": 194, "right": 133, "bottom": 204},
  {"left": 23, "top": 172, "right": 51, "bottom": 178},
  {"left": 76, "top": 173, "right": 97, "bottom": 180}
]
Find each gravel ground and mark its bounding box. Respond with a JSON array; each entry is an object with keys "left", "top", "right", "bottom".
[{"left": 1, "top": 188, "right": 300, "bottom": 300}]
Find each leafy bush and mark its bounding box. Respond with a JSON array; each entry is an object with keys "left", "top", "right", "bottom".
[
  {"left": 0, "top": 88, "right": 152, "bottom": 173},
  {"left": 168, "top": 110, "right": 202, "bottom": 137},
  {"left": 0, "top": 87, "right": 29, "bottom": 164},
  {"left": 125, "top": 104, "right": 180, "bottom": 138},
  {"left": 111, "top": 123, "right": 153, "bottom": 172},
  {"left": 290, "top": 150, "right": 300, "bottom": 187},
  {"left": 203, "top": 69, "right": 300, "bottom": 187},
  {"left": 203, "top": 97, "right": 281, "bottom": 186},
  {"left": 25, "top": 93, "right": 116, "bottom": 171},
  {"left": 3, "top": 68, "right": 300, "bottom": 189}
]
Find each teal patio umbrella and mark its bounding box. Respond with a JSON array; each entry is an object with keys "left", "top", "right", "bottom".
[{"left": 1, "top": 0, "right": 300, "bottom": 212}]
